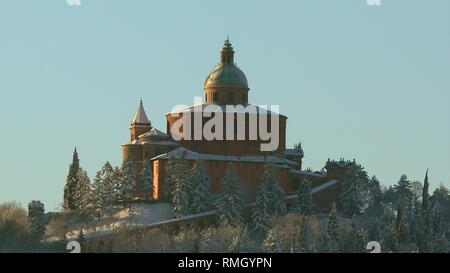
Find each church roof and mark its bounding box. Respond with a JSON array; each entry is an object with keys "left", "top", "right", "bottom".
[
  {"left": 166, "top": 103, "right": 287, "bottom": 118},
  {"left": 151, "top": 147, "right": 295, "bottom": 168},
  {"left": 131, "top": 100, "right": 150, "bottom": 126},
  {"left": 139, "top": 127, "right": 167, "bottom": 138}
]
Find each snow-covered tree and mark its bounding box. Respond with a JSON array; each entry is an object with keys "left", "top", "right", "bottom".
[
  {"left": 190, "top": 160, "right": 213, "bottom": 213},
  {"left": 267, "top": 165, "right": 286, "bottom": 216},
  {"left": 262, "top": 229, "right": 281, "bottom": 253},
  {"left": 251, "top": 164, "right": 287, "bottom": 232},
  {"left": 119, "top": 160, "right": 136, "bottom": 202},
  {"left": 140, "top": 160, "right": 154, "bottom": 201},
  {"left": 110, "top": 166, "right": 123, "bottom": 203},
  {"left": 27, "top": 200, "right": 46, "bottom": 240},
  {"left": 216, "top": 163, "right": 244, "bottom": 227},
  {"left": 228, "top": 228, "right": 257, "bottom": 253},
  {"left": 73, "top": 169, "right": 92, "bottom": 214},
  {"left": 325, "top": 202, "right": 339, "bottom": 252},
  {"left": 366, "top": 175, "right": 383, "bottom": 216},
  {"left": 262, "top": 164, "right": 287, "bottom": 216},
  {"left": 91, "top": 161, "right": 114, "bottom": 212},
  {"left": 339, "top": 162, "right": 370, "bottom": 217},
  {"left": 172, "top": 153, "right": 191, "bottom": 217},
  {"left": 163, "top": 156, "right": 177, "bottom": 200},
  {"left": 296, "top": 177, "right": 312, "bottom": 215},
  {"left": 341, "top": 216, "right": 366, "bottom": 253},
  {"left": 251, "top": 178, "right": 270, "bottom": 233},
  {"left": 394, "top": 175, "right": 413, "bottom": 217},
  {"left": 63, "top": 148, "right": 80, "bottom": 211}
]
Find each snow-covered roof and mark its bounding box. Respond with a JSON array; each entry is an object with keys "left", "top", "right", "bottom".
[
  {"left": 139, "top": 127, "right": 167, "bottom": 138},
  {"left": 141, "top": 140, "right": 178, "bottom": 146},
  {"left": 285, "top": 179, "right": 338, "bottom": 201},
  {"left": 151, "top": 147, "right": 292, "bottom": 168},
  {"left": 122, "top": 140, "right": 142, "bottom": 146},
  {"left": 166, "top": 103, "right": 287, "bottom": 118},
  {"left": 132, "top": 100, "right": 150, "bottom": 125},
  {"left": 289, "top": 169, "right": 327, "bottom": 178}
]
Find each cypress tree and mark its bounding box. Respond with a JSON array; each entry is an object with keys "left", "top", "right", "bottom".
[{"left": 63, "top": 148, "right": 81, "bottom": 211}]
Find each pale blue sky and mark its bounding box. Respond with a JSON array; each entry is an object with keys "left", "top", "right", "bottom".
[{"left": 0, "top": 0, "right": 449, "bottom": 211}]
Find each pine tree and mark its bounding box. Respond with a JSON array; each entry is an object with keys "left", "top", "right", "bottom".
[
  {"left": 172, "top": 153, "right": 191, "bottom": 217},
  {"left": 265, "top": 164, "right": 287, "bottom": 216},
  {"left": 140, "top": 160, "right": 154, "bottom": 201},
  {"left": 366, "top": 176, "right": 383, "bottom": 215},
  {"left": 119, "top": 161, "right": 136, "bottom": 202},
  {"left": 251, "top": 164, "right": 287, "bottom": 232},
  {"left": 216, "top": 163, "right": 244, "bottom": 227},
  {"left": 394, "top": 175, "right": 413, "bottom": 218},
  {"left": 164, "top": 157, "right": 177, "bottom": 201},
  {"left": 297, "top": 177, "right": 312, "bottom": 215},
  {"left": 74, "top": 169, "right": 92, "bottom": 215},
  {"left": 63, "top": 148, "right": 81, "bottom": 211},
  {"left": 326, "top": 202, "right": 340, "bottom": 252},
  {"left": 111, "top": 166, "right": 123, "bottom": 203},
  {"left": 27, "top": 200, "right": 46, "bottom": 241},
  {"left": 92, "top": 162, "right": 114, "bottom": 218},
  {"left": 340, "top": 168, "right": 361, "bottom": 217},
  {"left": 191, "top": 160, "right": 213, "bottom": 213},
  {"left": 251, "top": 178, "right": 270, "bottom": 233}
]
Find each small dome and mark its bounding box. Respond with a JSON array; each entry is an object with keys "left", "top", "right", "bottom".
[{"left": 204, "top": 64, "right": 248, "bottom": 89}]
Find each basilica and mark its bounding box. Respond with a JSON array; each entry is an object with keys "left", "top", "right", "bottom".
[{"left": 122, "top": 39, "right": 349, "bottom": 210}]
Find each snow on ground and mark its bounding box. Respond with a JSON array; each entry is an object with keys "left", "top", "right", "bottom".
[{"left": 46, "top": 202, "right": 173, "bottom": 242}]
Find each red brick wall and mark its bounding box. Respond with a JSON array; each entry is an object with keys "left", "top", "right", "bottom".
[{"left": 166, "top": 112, "right": 287, "bottom": 156}]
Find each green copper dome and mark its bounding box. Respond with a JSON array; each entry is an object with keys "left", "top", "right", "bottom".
[
  {"left": 204, "top": 63, "right": 248, "bottom": 89},
  {"left": 204, "top": 38, "right": 249, "bottom": 89}
]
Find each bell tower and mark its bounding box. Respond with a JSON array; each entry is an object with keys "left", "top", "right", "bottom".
[{"left": 130, "top": 99, "right": 151, "bottom": 141}]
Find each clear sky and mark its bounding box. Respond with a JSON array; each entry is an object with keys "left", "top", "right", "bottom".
[{"left": 0, "top": 0, "right": 449, "bottom": 211}]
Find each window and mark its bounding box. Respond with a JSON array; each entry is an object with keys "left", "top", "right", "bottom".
[
  {"left": 205, "top": 93, "right": 208, "bottom": 102},
  {"left": 213, "top": 93, "right": 218, "bottom": 102}
]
